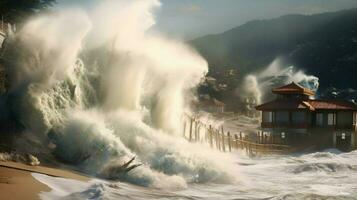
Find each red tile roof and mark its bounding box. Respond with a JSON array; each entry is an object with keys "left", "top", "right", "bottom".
[
  {"left": 256, "top": 99, "right": 357, "bottom": 111},
  {"left": 308, "top": 100, "right": 357, "bottom": 110},
  {"left": 272, "top": 82, "right": 315, "bottom": 96}
]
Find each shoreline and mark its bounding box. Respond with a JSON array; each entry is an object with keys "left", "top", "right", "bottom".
[{"left": 0, "top": 161, "right": 89, "bottom": 200}]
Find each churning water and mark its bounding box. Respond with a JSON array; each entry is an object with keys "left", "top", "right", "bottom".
[
  {"left": 2, "top": 0, "right": 237, "bottom": 189},
  {"left": 33, "top": 149, "right": 357, "bottom": 199},
  {"left": 3, "top": 0, "right": 357, "bottom": 199}
]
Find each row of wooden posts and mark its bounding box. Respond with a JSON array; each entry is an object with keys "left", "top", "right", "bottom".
[{"left": 183, "top": 116, "right": 291, "bottom": 155}]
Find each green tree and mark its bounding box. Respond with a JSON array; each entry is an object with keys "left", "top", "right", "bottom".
[{"left": 0, "top": 0, "right": 56, "bottom": 24}]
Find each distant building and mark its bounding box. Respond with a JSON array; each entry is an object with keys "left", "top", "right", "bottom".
[
  {"left": 255, "top": 82, "right": 357, "bottom": 134},
  {"left": 245, "top": 96, "right": 260, "bottom": 118}
]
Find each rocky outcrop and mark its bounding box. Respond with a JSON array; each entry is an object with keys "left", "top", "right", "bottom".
[{"left": 0, "top": 152, "right": 40, "bottom": 166}]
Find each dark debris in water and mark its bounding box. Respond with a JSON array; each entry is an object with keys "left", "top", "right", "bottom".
[{"left": 103, "top": 156, "right": 142, "bottom": 180}]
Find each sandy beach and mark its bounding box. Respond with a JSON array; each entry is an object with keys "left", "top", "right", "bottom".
[{"left": 0, "top": 161, "right": 89, "bottom": 200}]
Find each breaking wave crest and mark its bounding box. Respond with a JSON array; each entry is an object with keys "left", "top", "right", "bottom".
[{"left": 2, "top": 0, "right": 238, "bottom": 188}]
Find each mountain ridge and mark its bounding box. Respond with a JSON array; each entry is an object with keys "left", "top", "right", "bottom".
[{"left": 191, "top": 8, "right": 357, "bottom": 90}]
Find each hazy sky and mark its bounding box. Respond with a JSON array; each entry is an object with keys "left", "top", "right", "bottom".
[{"left": 56, "top": 0, "right": 357, "bottom": 39}]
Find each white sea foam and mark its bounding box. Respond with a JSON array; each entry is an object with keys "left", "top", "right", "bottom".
[
  {"left": 241, "top": 57, "right": 320, "bottom": 102},
  {"left": 3, "top": 0, "right": 237, "bottom": 189},
  {"left": 33, "top": 150, "right": 357, "bottom": 200},
  {"left": 32, "top": 173, "right": 93, "bottom": 200}
]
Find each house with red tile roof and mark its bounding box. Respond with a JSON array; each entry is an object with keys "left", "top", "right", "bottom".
[{"left": 255, "top": 82, "right": 357, "bottom": 134}]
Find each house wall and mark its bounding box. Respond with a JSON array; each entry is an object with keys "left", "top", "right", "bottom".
[
  {"left": 262, "top": 110, "right": 309, "bottom": 129},
  {"left": 313, "top": 111, "right": 334, "bottom": 127},
  {"left": 275, "top": 111, "right": 289, "bottom": 124},
  {"left": 336, "top": 111, "right": 353, "bottom": 128},
  {"left": 312, "top": 111, "right": 354, "bottom": 130},
  {"left": 291, "top": 111, "right": 305, "bottom": 125},
  {"left": 261, "top": 110, "right": 356, "bottom": 131}
]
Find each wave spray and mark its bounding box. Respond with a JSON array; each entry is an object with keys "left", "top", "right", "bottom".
[{"left": 2, "top": 0, "right": 238, "bottom": 189}]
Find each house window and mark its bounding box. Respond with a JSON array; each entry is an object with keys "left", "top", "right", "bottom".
[
  {"left": 316, "top": 113, "right": 323, "bottom": 126},
  {"left": 262, "top": 111, "right": 273, "bottom": 123},
  {"left": 275, "top": 111, "right": 289, "bottom": 123},
  {"left": 327, "top": 113, "right": 336, "bottom": 126}
]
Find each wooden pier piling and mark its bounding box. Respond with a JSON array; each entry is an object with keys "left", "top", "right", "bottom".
[
  {"left": 221, "top": 126, "right": 225, "bottom": 152},
  {"left": 189, "top": 118, "right": 193, "bottom": 141}
]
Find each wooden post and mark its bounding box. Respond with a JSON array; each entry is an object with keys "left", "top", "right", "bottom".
[
  {"left": 189, "top": 118, "right": 193, "bottom": 141},
  {"left": 246, "top": 142, "right": 249, "bottom": 154},
  {"left": 197, "top": 125, "right": 201, "bottom": 142},
  {"left": 235, "top": 134, "right": 238, "bottom": 149},
  {"left": 227, "top": 132, "right": 232, "bottom": 152},
  {"left": 221, "top": 126, "right": 225, "bottom": 152}
]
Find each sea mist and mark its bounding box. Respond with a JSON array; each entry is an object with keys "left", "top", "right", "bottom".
[{"left": 2, "top": 0, "right": 238, "bottom": 188}]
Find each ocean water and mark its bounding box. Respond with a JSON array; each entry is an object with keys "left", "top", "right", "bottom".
[
  {"left": 33, "top": 149, "right": 357, "bottom": 200},
  {"left": 4, "top": 1, "right": 357, "bottom": 199}
]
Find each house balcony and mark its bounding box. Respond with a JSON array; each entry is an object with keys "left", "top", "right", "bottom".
[
  {"left": 262, "top": 122, "right": 357, "bottom": 131},
  {"left": 261, "top": 122, "right": 309, "bottom": 129}
]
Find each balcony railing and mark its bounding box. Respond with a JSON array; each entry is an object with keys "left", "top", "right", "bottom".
[
  {"left": 261, "top": 122, "right": 309, "bottom": 129},
  {"left": 262, "top": 122, "right": 356, "bottom": 131}
]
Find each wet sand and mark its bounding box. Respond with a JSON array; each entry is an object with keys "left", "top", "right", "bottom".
[{"left": 0, "top": 161, "right": 89, "bottom": 200}]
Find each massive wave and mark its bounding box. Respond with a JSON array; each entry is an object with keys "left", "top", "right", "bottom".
[{"left": 1, "top": 0, "right": 238, "bottom": 188}]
